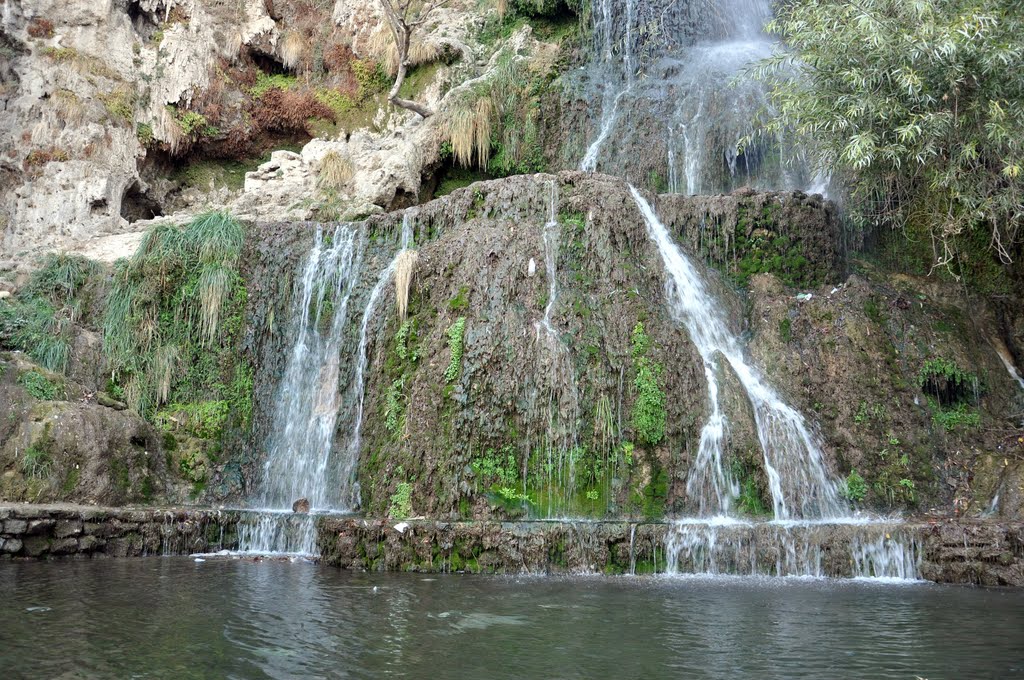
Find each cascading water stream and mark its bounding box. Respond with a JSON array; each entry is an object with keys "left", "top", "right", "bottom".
[
  {"left": 576, "top": 0, "right": 816, "bottom": 193},
  {"left": 628, "top": 187, "right": 919, "bottom": 578},
  {"left": 630, "top": 185, "right": 843, "bottom": 520},
  {"left": 239, "top": 217, "right": 415, "bottom": 555},
  {"left": 239, "top": 225, "right": 363, "bottom": 554}
]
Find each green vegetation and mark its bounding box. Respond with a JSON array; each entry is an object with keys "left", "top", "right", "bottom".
[
  {"left": 21, "top": 445, "right": 52, "bottom": 479},
  {"left": 384, "top": 377, "right": 405, "bottom": 433},
  {"left": 757, "top": 0, "right": 1024, "bottom": 273},
  {"left": 448, "top": 285, "right": 470, "bottom": 311},
  {"left": 388, "top": 479, "right": 413, "bottom": 519},
  {"left": 174, "top": 109, "right": 218, "bottom": 139},
  {"left": 0, "top": 253, "right": 99, "bottom": 373},
  {"left": 17, "top": 370, "right": 59, "bottom": 400},
  {"left": 629, "top": 322, "right": 666, "bottom": 447},
  {"left": 930, "top": 401, "right": 981, "bottom": 432},
  {"left": 840, "top": 469, "right": 867, "bottom": 503},
  {"left": 473, "top": 445, "right": 519, "bottom": 487},
  {"left": 444, "top": 316, "right": 467, "bottom": 383},
  {"left": 100, "top": 88, "right": 135, "bottom": 124},
  {"left": 102, "top": 211, "right": 252, "bottom": 423},
  {"left": 154, "top": 400, "right": 230, "bottom": 440},
  {"left": 917, "top": 357, "right": 980, "bottom": 406},
  {"left": 249, "top": 73, "right": 298, "bottom": 99},
  {"left": 441, "top": 51, "right": 550, "bottom": 176}
]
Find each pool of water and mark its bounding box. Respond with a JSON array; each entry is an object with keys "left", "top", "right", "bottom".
[{"left": 2, "top": 558, "right": 1023, "bottom": 679}]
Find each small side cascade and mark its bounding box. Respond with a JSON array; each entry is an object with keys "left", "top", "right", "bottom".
[
  {"left": 344, "top": 214, "right": 417, "bottom": 507},
  {"left": 579, "top": 0, "right": 635, "bottom": 171},
  {"left": 630, "top": 186, "right": 843, "bottom": 520},
  {"left": 531, "top": 181, "right": 583, "bottom": 516},
  {"left": 631, "top": 186, "right": 921, "bottom": 580},
  {"left": 994, "top": 340, "right": 1024, "bottom": 392},
  {"left": 850, "top": 530, "right": 922, "bottom": 580}
]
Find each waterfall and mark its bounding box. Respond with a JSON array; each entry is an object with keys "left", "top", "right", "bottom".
[
  {"left": 629, "top": 186, "right": 921, "bottom": 579},
  {"left": 239, "top": 225, "right": 364, "bottom": 554},
  {"left": 239, "top": 217, "right": 414, "bottom": 555},
  {"left": 532, "top": 181, "right": 582, "bottom": 516},
  {"left": 630, "top": 186, "right": 843, "bottom": 520},
  {"left": 577, "top": 0, "right": 810, "bottom": 192}
]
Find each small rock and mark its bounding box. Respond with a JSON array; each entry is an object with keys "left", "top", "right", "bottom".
[
  {"left": 54, "top": 520, "right": 83, "bottom": 538},
  {"left": 96, "top": 392, "right": 127, "bottom": 410},
  {"left": 527, "top": 258, "right": 536, "bottom": 277},
  {"left": 1, "top": 538, "right": 22, "bottom": 554},
  {"left": 26, "top": 519, "right": 55, "bottom": 536},
  {"left": 3, "top": 519, "right": 28, "bottom": 535},
  {"left": 292, "top": 498, "right": 310, "bottom": 513}
]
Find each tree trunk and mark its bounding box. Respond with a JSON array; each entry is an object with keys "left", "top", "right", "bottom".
[{"left": 379, "top": 0, "right": 436, "bottom": 118}]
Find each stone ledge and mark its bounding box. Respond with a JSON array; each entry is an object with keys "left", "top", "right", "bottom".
[
  {"left": 0, "top": 504, "right": 240, "bottom": 559},
  {"left": 317, "top": 517, "right": 1024, "bottom": 586}
]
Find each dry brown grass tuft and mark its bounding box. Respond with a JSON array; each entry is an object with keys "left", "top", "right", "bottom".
[
  {"left": 317, "top": 150, "right": 353, "bottom": 189},
  {"left": 394, "top": 249, "right": 418, "bottom": 322},
  {"left": 445, "top": 95, "right": 494, "bottom": 169},
  {"left": 279, "top": 30, "right": 308, "bottom": 71},
  {"left": 53, "top": 90, "right": 84, "bottom": 126},
  {"left": 365, "top": 22, "right": 445, "bottom": 76}
]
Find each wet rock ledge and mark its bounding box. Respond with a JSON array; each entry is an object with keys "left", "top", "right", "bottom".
[
  {"left": 0, "top": 504, "right": 240, "bottom": 559},
  {"left": 317, "top": 517, "right": 1024, "bottom": 587}
]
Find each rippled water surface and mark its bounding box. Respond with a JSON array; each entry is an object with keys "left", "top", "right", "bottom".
[{"left": 2, "top": 559, "right": 1023, "bottom": 679}]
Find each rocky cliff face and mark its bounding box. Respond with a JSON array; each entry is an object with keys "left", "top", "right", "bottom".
[{"left": 0, "top": 0, "right": 570, "bottom": 275}]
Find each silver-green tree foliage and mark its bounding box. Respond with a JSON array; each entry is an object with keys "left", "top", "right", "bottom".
[{"left": 756, "top": 0, "right": 1023, "bottom": 265}]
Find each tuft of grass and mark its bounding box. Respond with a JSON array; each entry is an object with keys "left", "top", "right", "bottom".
[
  {"left": 103, "top": 211, "right": 246, "bottom": 414},
  {"left": 317, "top": 150, "right": 353, "bottom": 190},
  {"left": 99, "top": 87, "right": 135, "bottom": 124},
  {"left": 21, "top": 446, "right": 52, "bottom": 479},
  {"left": 394, "top": 250, "right": 417, "bottom": 322},
  {"left": 279, "top": 30, "right": 307, "bottom": 70}
]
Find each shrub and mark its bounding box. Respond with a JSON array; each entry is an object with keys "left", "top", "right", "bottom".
[
  {"left": 251, "top": 87, "right": 332, "bottom": 135},
  {"left": 27, "top": 18, "right": 55, "bottom": 39}
]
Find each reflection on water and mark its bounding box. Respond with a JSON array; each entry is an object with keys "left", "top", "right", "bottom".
[{"left": 2, "top": 559, "right": 1023, "bottom": 679}]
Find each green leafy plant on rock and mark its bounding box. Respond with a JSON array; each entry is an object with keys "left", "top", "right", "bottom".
[
  {"left": 389, "top": 479, "right": 413, "bottom": 520},
  {"left": 444, "top": 316, "right": 466, "bottom": 383},
  {"left": 629, "top": 322, "right": 666, "bottom": 447},
  {"left": 17, "top": 370, "right": 58, "bottom": 400},
  {"left": 840, "top": 469, "right": 867, "bottom": 503}
]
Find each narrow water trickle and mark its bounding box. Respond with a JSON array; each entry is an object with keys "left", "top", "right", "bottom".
[{"left": 532, "top": 181, "right": 582, "bottom": 516}]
